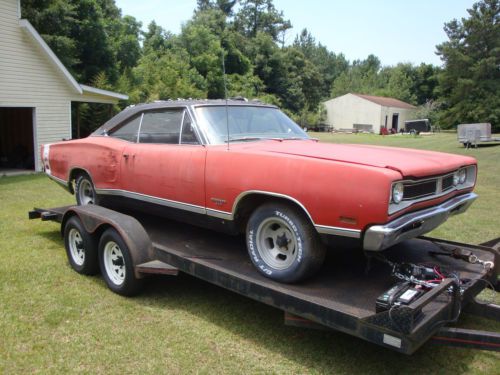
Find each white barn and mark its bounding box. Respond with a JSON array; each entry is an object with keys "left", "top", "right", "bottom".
[
  {"left": 0, "top": 0, "right": 128, "bottom": 172},
  {"left": 324, "top": 93, "right": 416, "bottom": 134}
]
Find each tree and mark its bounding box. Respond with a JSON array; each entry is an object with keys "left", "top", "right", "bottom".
[
  {"left": 330, "top": 55, "right": 381, "bottom": 98},
  {"left": 234, "top": 0, "right": 291, "bottom": 43},
  {"left": 376, "top": 64, "right": 417, "bottom": 104},
  {"left": 293, "top": 29, "right": 349, "bottom": 99},
  {"left": 112, "top": 15, "right": 142, "bottom": 72},
  {"left": 22, "top": 0, "right": 143, "bottom": 85},
  {"left": 196, "top": 0, "right": 237, "bottom": 16},
  {"left": 143, "top": 21, "right": 174, "bottom": 55},
  {"left": 21, "top": 0, "right": 80, "bottom": 75},
  {"left": 436, "top": 0, "right": 500, "bottom": 129},
  {"left": 132, "top": 48, "right": 207, "bottom": 101}
]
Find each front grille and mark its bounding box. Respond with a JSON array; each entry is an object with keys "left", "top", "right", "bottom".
[
  {"left": 403, "top": 180, "right": 437, "bottom": 200},
  {"left": 389, "top": 165, "right": 476, "bottom": 215},
  {"left": 442, "top": 175, "right": 454, "bottom": 191}
]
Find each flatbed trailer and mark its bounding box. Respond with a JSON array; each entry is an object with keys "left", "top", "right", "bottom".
[
  {"left": 29, "top": 205, "right": 500, "bottom": 354},
  {"left": 457, "top": 123, "right": 500, "bottom": 148}
]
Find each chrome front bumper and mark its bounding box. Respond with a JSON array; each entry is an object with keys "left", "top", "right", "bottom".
[{"left": 363, "top": 192, "right": 478, "bottom": 251}]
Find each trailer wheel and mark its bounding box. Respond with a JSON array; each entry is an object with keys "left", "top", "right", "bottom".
[
  {"left": 246, "top": 203, "right": 326, "bottom": 283},
  {"left": 64, "top": 216, "right": 99, "bottom": 275},
  {"left": 75, "top": 174, "right": 99, "bottom": 205},
  {"left": 98, "top": 228, "right": 143, "bottom": 296}
]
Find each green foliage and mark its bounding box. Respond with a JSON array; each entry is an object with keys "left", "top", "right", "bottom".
[
  {"left": 413, "top": 100, "right": 442, "bottom": 127},
  {"left": 21, "top": 0, "right": 80, "bottom": 75},
  {"left": 21, "top": 0, "right": 499, "bottom": 135},
  {"left": 436, "top": 0, "right": 500, "bottom": 130},
  {"left": 234, "top": 0, "right": 292, "bottom": 43},
  {"left": 330, "top": 59, "right": 437, "bottom": 106},
  {"left": 132, "top": 48, "right": 207, "bottom": 101}
]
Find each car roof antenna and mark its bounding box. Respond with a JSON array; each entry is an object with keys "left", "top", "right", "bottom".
[{"left": 221, "top": 49, "right": 230, "bottom": 151}]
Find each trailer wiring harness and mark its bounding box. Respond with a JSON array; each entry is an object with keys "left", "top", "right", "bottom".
[{"left": 369, "top": 247, "right": 496, "bottom": 333}]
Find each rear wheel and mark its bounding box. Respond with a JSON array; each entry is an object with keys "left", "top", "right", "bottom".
[
  {"left": 63, "top": 216, "right": 99, "bottom": 275},
  {"left": 75, "top": 174, "right": 99, "bottom": 205},
  {"left": 98, "top": 228, "right": 143, "bottom": 296},
  {"left": 246, "top": 203, "right": 326, "bottom": 283}
]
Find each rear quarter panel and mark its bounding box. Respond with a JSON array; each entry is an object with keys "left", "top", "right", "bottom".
[{"left": 48, "top": 136, "right": 126, "bottom": 189}]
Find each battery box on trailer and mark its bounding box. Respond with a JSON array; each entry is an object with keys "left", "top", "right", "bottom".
[
  {"left": 393, "top": 263, "right": 437, "bottom": 281},
  {"left": 376, "top": 282, "right": 425, "bottom": 313}
]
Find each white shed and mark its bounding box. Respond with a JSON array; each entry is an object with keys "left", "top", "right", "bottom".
[
  {"left": 323, "top": 93, "right": 416, "bottom": 134},
  {"left": 0, "top": 0, "right": 128, "bottom": 172}
]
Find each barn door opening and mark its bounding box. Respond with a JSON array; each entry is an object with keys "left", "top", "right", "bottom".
[
  {"left": 0, "top": 107, "right": 35, "bottom": 173},
  {"left": 391, "top": 113, "right": 399, "bottom": 132}
]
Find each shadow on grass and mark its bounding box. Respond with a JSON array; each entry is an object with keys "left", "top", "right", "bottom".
[
  {"left": 37, "top": 229, "right": 63, "bottom": 245},
  {"left": 113, "top": 273, "right": 493, "bottom": 375},
  {"left": 34, "top": 223, "right": 498, "bottom": 374},
  {"left": 461, "top": 142, "right": 500, "bottom": 149}
]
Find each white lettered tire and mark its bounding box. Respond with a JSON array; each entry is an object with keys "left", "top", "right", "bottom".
[{"left": 246, "top": 203, "right": 326, "bottom": 283}]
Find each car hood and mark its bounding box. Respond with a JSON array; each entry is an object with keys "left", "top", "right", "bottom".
[{"left": 231, "top": 140, "right": 476, "bottom": 178}]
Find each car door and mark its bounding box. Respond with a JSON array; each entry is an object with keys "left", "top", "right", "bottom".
[{"left": 121, "top": 108, "right": 206, "bottom": 212}]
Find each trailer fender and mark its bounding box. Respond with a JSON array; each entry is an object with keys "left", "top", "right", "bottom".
[{"left": 61, "top": 205, "right": 154, "bottom": 278}]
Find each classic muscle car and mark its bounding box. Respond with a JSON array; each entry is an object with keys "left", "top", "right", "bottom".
[{"left": 42, "top": 100, "right": 478, "bottom": 282}]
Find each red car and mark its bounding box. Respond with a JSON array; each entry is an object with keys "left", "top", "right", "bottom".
[{"left": 42, "top": 100, "right": 478, "bottom": 282}]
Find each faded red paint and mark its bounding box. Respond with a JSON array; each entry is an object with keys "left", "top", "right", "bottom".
[{"left": 44, "top": 137, "right": 477, "bottom": 232}]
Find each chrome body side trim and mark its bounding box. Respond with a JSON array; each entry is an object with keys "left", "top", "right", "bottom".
[
  {"left": 47, "top": 173, "right": 68, "bottom": 187},
  {"left": 231, "top": 190, "right": 361, "bottom": 238},
  {"left": 315, "top": 225, "right": 361, "bottom": 238},
  {"left": 67, "top": 166, "right": 94, "bottom": 193},
  {"left": 94, "top": 188, "right": 362, "bottom": 239},
  {"left": 95, "top": 188, "right": 206, "bottom": 215},
  {"left": 364, "top": 192, "right": 477, "bottom": 251},
  {"left": 206, "top": 208, "right": 233, "bottom": 220},
  {"left": 231, "top": 190, "right": 315, "bottom": 223}
]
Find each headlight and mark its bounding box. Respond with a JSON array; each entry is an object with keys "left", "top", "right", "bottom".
[
  {"left": 453, "top": 171, "right": 460, "bottom": 186},
  {"left": 458, "top": 168, "right": 467, "bottom": 184},
  {"left": 392, "top": 182, "right": 404, "bottom": 204}
]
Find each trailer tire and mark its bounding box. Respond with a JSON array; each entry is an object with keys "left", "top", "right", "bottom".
[
  {"left": 63, "top": 216, "right": 99, "bottom": 275},
  {"left": 98, "top": 227, "right": 143, "bottom": 296},
  {"left": 246, "top": 203, "right": 326, "bottom": 283}
]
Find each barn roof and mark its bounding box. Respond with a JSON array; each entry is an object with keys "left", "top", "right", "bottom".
[
  {"left": 19, "top": 19, "right": 128, "bottom": 102},
  {"left": 353, "top": 93, "right": 415, "bottom": 109}
]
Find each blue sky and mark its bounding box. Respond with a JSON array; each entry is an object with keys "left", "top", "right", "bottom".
[{"left": 115, "top": 0, "right": 476, "bottom": 67}]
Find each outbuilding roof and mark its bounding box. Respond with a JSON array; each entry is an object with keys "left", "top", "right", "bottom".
[
  {"left": 353, "top": 93, "right": 416, "bottom": 109},
  {"left": 19, "top": 19, "right": 128, "bottom": 102}
]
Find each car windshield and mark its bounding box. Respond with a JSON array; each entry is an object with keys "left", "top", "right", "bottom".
[{"left": 194, "top": 105, "right": 309, "bottom": 144}]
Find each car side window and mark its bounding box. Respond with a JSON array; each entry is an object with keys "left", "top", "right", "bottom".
[
  {"left": 139, "top": 110, "right": 183, "bottom": 144},
  {"left": 108, "top": 115, "right": 142, "bottom": 142},
  {"left": 180, "top": 113, "right": 200, "bottom": 145}
]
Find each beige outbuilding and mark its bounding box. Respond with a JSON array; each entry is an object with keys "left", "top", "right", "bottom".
[
  {"left": 323, "top": 93, "right": 416, "bottom": 134},
  {"left": 0, "top": 0, "right": 128, "bottom": 172}
]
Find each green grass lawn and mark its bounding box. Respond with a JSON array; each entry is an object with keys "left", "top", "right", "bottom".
[{"left": 0, "top": 133, "right": 499, "bottom": 374}]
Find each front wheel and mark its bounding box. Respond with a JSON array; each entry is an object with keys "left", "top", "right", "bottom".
[
  {"left": 246, "top": 203, "right": 326, "bottom": 283},
  {"left": 98, "top": 228, "right": 143, "bottom": 296}
]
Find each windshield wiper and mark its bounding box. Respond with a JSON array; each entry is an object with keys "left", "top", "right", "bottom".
[
  {"left": 226, "top": 136, "right": 311, "bottom": 143},
  {"left": 226, "top": 137, "right": 264, "bottom": 142}
]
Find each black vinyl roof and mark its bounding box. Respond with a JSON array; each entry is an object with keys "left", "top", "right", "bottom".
[{"left": 92, "top": 99, "right": 276, "bottom": 135}]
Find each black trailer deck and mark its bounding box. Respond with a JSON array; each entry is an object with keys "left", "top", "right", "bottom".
[{"left": 29, "top": 205, "right": 500, "bottom": 354}]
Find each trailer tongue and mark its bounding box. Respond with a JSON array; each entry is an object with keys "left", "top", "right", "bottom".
[{"left": 29, "top": 205, "right": 499, "bottom": 354}]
